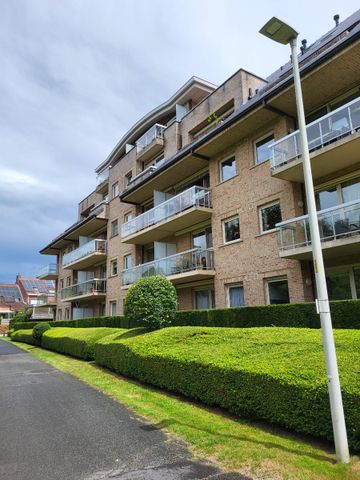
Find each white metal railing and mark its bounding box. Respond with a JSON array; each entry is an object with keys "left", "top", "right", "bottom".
[
  {"left": 270, "top": 97, "right": 360, "bottom": 169},
  {"left": 62, "top": 239, "right": 107, "bottom": 267},
  {"left": 122, "top": 186, "right": 212, "bottom": 238},
  {"left": 32, "top": 307, "right": 54, "bottom": 320},
  {"left": 61, "top": 278, "right": 106, "bottom": 300},
  {"left": 277, "top": 199, "right": 360, "bottom": 252},
  {"left": 96, "top": 167, "right": 110, "bottom": 185},
  {"left": 136, "top": 123, "right": 166, "bottom": 153},
  {"left": 38, "top": 264, "right": 58, "bottom": 278},
  {"left": 121, "top": 247, "right": 214, "bottom": 286}
]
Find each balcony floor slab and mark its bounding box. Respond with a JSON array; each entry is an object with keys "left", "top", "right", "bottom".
[{"left": 63, "top": 252, "right": 107, "bottom": 271}]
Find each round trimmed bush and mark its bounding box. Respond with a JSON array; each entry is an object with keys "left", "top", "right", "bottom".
[
  {"left": 124, "top": 276, "right": 178, "bottom": 331},
  {"left": 32, "top": 322, "right": 51, "bottom": 340}
]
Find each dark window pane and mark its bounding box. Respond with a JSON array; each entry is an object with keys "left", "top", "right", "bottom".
[
  {"left": 268, "top": 279, "right": 289, "bottom": 304},
  {"left": 315, "top": 187, "right": 338, "bottom": 210},
  {"left": 224, "top": 218, "right": 240, "bottom": 243},
  {"left": 261, "top": 203, "right": 282, "bottom": 231},
  {"left": 326, "top": 271, "right": 352, "bottom": 300},
  {"left": 229, "top": 286, "right": 244, "bottom": 307}
]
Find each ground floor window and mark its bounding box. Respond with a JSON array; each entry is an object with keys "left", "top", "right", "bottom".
[
  {"left": 227, "top": 284, "right": 244, "bottom": 307},
  {"left": 266, "top": 276, "right": 290, "bottom": 304},
  {"left": 194, "top": 288, "right": 215, "bottom": 309},
  {"left": 110, "top": 301, "right": 117, "bottom": 316},
  {"left": 326, "top": 266, "right": 360, "bottom": 300},
  {"left": 57, "top": 309, "right": 62, "bottom": 320}
]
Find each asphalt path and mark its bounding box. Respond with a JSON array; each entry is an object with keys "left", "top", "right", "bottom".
[{"left": 0, "top": 340, "right": 249, "bottom": 480}]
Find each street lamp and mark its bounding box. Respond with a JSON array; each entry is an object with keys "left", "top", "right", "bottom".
[{"left": 260, "top": 17, "right": 350, "bottom": 464}]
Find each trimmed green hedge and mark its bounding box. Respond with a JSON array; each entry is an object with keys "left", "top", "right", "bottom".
[
  {"left": 173, "top": 300, "right": 360, "bottom": 329},
  {"left": 11, "top": 329, "right": 41, "bottom": 346},
  {"left": 95, "top": 326, "right": 360, "bottom": 451},
  {"left": 41, "top": 327, "right": 124, "bottom": 360},
  {"left": 12, "top": 315, "right": 136, "bottom": 331}
]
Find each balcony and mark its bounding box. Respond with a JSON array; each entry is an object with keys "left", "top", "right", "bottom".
[
  {"left": 270, "top": 97, "right": 360, "bottom": 182},
  {"left": 277, "top": 200, "right": 360, "bottom": 260},
  {"left": 61, "top": 278, "right": 106, "bottom": 302},
  {"left": 96, "top": 167, "right": 110, "bottom": 194},
  {"left": 136, "top": 124, "right": 166, "bottom": 162},
  {"left": 62, "top": 239, "right": 107, "bottom": 270},
  {"left": 31, "top": 306, "right": 54, "bottom": 320},
  {"left": 121, "top": 247, "right": 215, "bottom": 287},
  {"left": 37, "top": 264, "right": 58, "bottom": 280},
  {"left": 122, "top": 187, "right": 212, "bottom": 244}
]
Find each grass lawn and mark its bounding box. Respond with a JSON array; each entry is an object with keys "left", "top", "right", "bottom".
[{"left": 3, "top": 337, "right": 359, "bottom": 480}]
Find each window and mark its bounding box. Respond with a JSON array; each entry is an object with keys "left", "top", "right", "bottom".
[
  {"left": 266, "top": 277, "right": 290, "bottom": 304},
  {"left": 220, "top": 156, "right": 236, "bottom": 182},
  {"left": 60, "top": 279, "right": 64, "bottom": 290},
  {"left": 260, "top": 202, "right": 282, "bottom": 233},
  {"left": 255, "top": 134, "right": 274, "bottom": 164},
  {"left": 110, "top": 301, "right": 117, "bottom": 316},
  {"left": 110, "top": 259, "right": 118, "bottom": 276},
  {"left": 112, "top": 182, "right": 119, "bottom": 198},
  {"left": 66, "top": 276, "right": 71, "bottom": 287},
  {"left": 125, "top": 171, "right": 132, "bottom": 186},
  {"left": 124, "top": 254, "right": 132, "bottom": 270},
  {"left": 57, "top": 309, "right": 62, "bottom": 320},
  {"left": 223, "top": 217, "right": 240, "bottom": 243},
  {"left": 124, "top": 212, "right": 135, "bottom": 223},
  {"left": 227, "top": 284, "right": 244, "bottom": 307},
  {"left": 111, "top": 219, "right": 119, "bottom": 237},
  {"left": 194, "top": 288, "right": 215, "bottom": 309}
]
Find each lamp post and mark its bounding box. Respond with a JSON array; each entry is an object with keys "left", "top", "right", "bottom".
[{"left": 259, "top": 17, "right": 349, "bottom": 463}]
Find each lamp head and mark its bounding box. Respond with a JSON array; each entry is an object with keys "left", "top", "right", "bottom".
[{"left": 259, "top": 17, "right": 298, "bottom": 45}]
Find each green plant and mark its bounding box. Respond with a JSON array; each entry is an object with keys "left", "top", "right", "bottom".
[
  {"left": 95, "top": 326, "right": 360, "bottom": 451},
  {"left": 11, "top": 329, "right": 41, "bottom": 346},
  {"left": 32, "top": 322, "right": 51, "bottom": 340},
  {"left": 9, "top": 308, "right": 33, "bottom": 328},
  {"left": 124, "top": 276, "right": 178, "bottom": 331},
  {"left": 41, "top": 327, "right": 123, "bottom": 360}
]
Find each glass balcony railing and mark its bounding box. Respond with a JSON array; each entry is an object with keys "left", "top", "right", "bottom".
[
  {"left": 62, "top": 239, "right": 107, "bottom": 268},
  {"left": 61, "top": 278, "right": 106, "bottom": 300},
  {"left": 136, "top": 124, "right": 166, "bottom": 154},
  {"left": 122, "top": 186, "right": 212, "bottom": 238},
  {"left": 38, "top": 264, "right": 58, "bottom": 278},
  {"left": 96, "top": 167, "right": 109, "bottom": 185},
  {"left": 270, "top": 97, "right": 360, "bottom": 169},
  {"left": 277, "top": 200, "right": 360, "bottom": 252},
  {"left": 121, "top": 247, "right": 214, "bottom": 286}
]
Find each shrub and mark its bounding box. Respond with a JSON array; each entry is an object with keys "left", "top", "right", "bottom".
[
  {"left": 42, "top": 327, "right": 123, "bottom": 360},
  {"left": 11, "top": 329, "right": 41, "bottom": 346},
  {"left": 32, "top": 323, "right": 51, "bottom": 340},
  {"left": 94, "top": 326, "right": 360, "bottom": 451},
  {"left": 124, "top": 276, "right": 178, "bottom": 331},
  {"left": 12, "top": 315, "right": 134, "bottom": 331}
]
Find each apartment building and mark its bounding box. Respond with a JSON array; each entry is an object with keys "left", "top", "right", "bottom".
[{"left": 39, "top": 10, "right": 360, "bottom": 319}]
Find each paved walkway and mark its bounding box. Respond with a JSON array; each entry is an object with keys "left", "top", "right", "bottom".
[{"left": 0, "top": 340, "right": 249, "bottom": 480}]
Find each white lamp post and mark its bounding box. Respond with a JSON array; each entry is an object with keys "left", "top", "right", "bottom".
[{"left": 259, "top": 17, "right": 349, "bottom": 464}]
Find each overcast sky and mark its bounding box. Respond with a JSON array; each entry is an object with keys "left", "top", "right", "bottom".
[{"left": 1, "top": 0, "right": 359, "bottom": 282}]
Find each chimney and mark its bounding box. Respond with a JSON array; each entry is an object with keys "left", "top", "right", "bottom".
[
  {"left": 300, "top": 39, "right": 307, "bottom": 54},
  {"left": 334, "top": 14, "right": 340, "bottom": 27}
]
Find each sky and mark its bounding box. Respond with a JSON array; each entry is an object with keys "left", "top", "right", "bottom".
[{"left": 1, "top": 0, "right": 359, "bottom": 282}]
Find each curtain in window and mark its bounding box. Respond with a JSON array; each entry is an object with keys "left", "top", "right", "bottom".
[{"left": 229, "top": 286, "right": 244, "bottom": 307}]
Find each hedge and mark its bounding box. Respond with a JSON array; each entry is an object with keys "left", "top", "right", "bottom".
[
  {"left": 11, "top": 329, "right": 41, "bottom": 346},
  {"left": 11, "top": 299, "right": 360, "bottom": 332},
  {"left": 95, "top": 326, "right": 360, "bottom": 451},
  {"left": 12, "top": 315, "right": 136, "bottom": 331},
  {"left": 41, "top": 327, "right": 124, "bottom": 360}
]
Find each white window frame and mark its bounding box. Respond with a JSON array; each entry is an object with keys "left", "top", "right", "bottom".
[
  {"left": 124, "top": 254, "right": 132, "bottom": 270},
  {"left": 265, "top": 276, "right": 289, "bottom": 305},
  {"left": 109, "top": 300, "right": 117, "bottom": 316},
  {"left": 110, "top": 259, "right": 118, "bottom": 277},
  {"left": 259, "top": 200, "right": 282, "bottom": 234},
  {"left": 193, "top": 287, "right": 215, "bottom": 310},
  {"left": 219, "top": 155, "right": 236, "bottom": 183},
  {"left": 222, "top": 216, "right": 241, "bottom": 244},
  {"left": 125, "top": 171, "right": 133, "bottom": 187},
  {"left": 254, "top": 132, "right": 274, "bottom": 165},
  {"left": 124, "top": 211, "right": 135, "bottom": 223},
  {"left": 112, "top": 182, "right": 119, "bottom": 199},
  {"left": 111, "top": 219, "right": 119, "bottom": 237},
  {"left": 226, "top": 283, "right": 245, "bottom": 307}
]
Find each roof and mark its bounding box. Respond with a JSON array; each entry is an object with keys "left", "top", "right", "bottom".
[
  {"left": 0, "top": 284, "right": 24, "bottom": 303},
  {"left": 17, "top": 278, "right": 55, "bottom": 295}
]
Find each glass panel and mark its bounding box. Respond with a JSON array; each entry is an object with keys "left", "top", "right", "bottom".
[
  {"left": 221, "top": 157, "right": 236, "bottom": 181},
  {"left": 268, "top": 279, "right": 289, "bottom": 304},
  {"left": 229, "top": 286, "right": 244, "bottom": 307},
  {"left": 256, "top": 135, "right": 274, "bottom": 164},
  {"left": 261, "top": 203, "right": 282, "bottom": 231},
  {"left": 354, "top": 268, "right": 360, "bottom": 299},
  {"left": 326, "top": 271, "right": 352, "bottom": 300},
  {"left": 224, "top": 218, "right": 240, "bottom": 243},
  {"left": 195, "top": 290, "right": 210, "bottom": 309},
  {"left": 341, "top": 178, "right": 360, "bottom": 203},
  {"left": 315, "top": 187, "right": 338, "bottom": 210}
]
